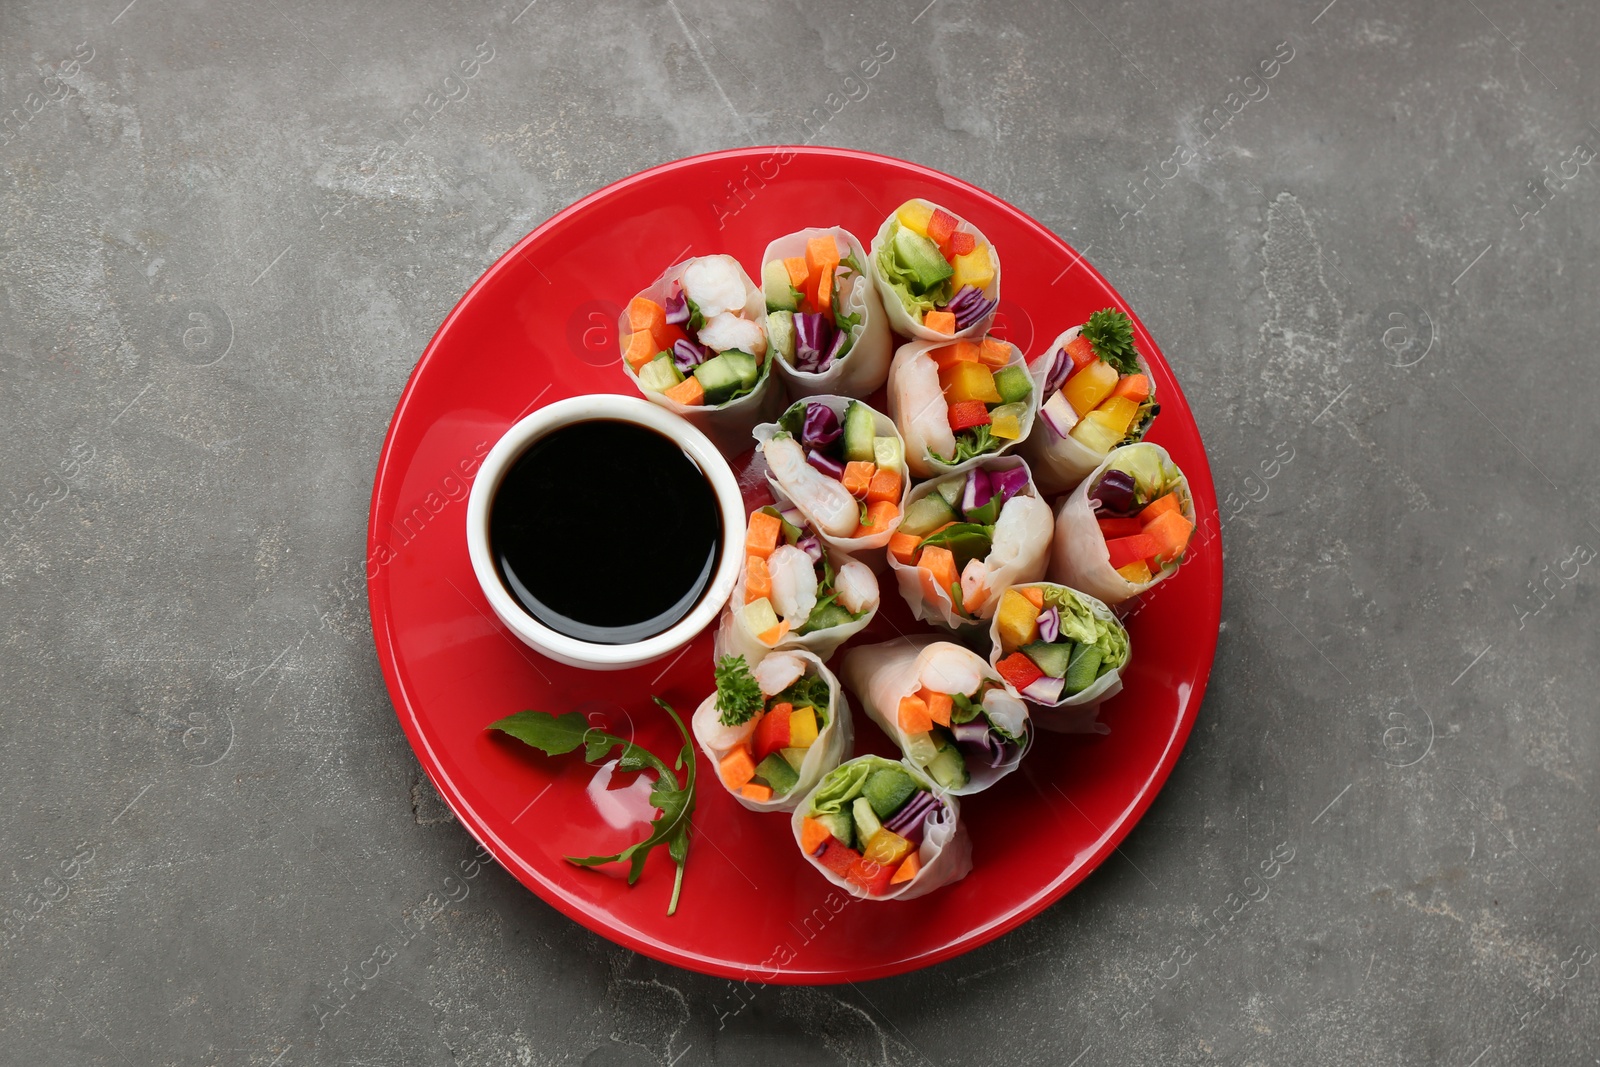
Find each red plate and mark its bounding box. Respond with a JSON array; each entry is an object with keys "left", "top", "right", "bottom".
[{"left": 368, "top": 147, "right": 1221, "bottom": 983}]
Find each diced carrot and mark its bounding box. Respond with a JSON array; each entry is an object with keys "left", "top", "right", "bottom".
[
  {"left": 889, "top": 531, "right": 922, "bottom": 565},
  {"left": 918, "top": 545, "right": 958, "bottom": 597},
  {"left": 929, "top": 340, "right": 981, "bottom": 368},
  {"left": 1111, "top": 373, "right": 1150, "bottom": 403},
  {"left": 923, "top": 310, "right": 957, "bottom": 335},
  {"left": 898, "top": 694, "right": 933, "bottom": 734},
  {"left": 947, "top": 400, "right": 991, "bottom": 432},
  {"left": 841, "top": 461, "right": 876, "bottom": 498},
  {"left": 815, "top": 264, "right": 835, "bottom": 316},
  {"left": 921, "top": 689, "right": 953, "bottom": 727},
  {"left": 745, "top": 510, "right": 782, "bottom": 559},
  {"left": 719, "top": 746, "right": 756, "bottom": 790},
  {"left": 1017, "top": 585, "right": 1045, "bottom": 610},
  {"left": 856, "top": 500, "right": 899, "bottom": 538},
  {"left": 1065, "top": 335, "right": 1098, "bottom": 373},
  {"left": 757, "top": 620, "right": 791, "bottom": 646},
  {"left": 1139, "top": 491, "right": 1183, "bottom": 524},
  {"left": 623, "top": 330, "right": 659, "bottom": 370},
  {"left": 627, "top": 296, "right": 670, "bottom": 350},
  {"left": 740, "top": 783, "right": 774, "bottom": 802},
  {"left": 662, "top": 376, "right": 704, "bottom": 406},
  {"left": 866, "top": 467, "right": 903, "bottom": 505},
  {"left": 800, "top": 817, "right": 833, "bottom": 854},
  {"left": 783, "top": 256, "right": 809, "bottom": 288},
  {"left": 805, "top": 235, "right": 841, "bottom": 279},
  {"left": 744, "top": 554, "right": 771, "bottom": 604},
  {"left": 890, "top": 852, "right": 922, "bottom": 884},
  {"left": 978, "top": 338, "right": 1012, "bottom": 369},
  {"left": 927, "top": 208, "right": 959, "bottom": 247}
]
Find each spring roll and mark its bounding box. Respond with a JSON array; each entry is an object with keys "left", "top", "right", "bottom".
[
  {"left": 1048, "top": 442, "right": 1197, "bottom": 605},
  {"left": 714, "top": 505, "right": 880, "bottom": 665},
  {"left": 870, "top": 199, "right": 1000, "bottom": 342},
  {"left": 1020, "top": 309, "right": 1161, "bottom": 494},
  {"left": 752, "top": 396, "right": 909, "bottom": 553},
  {"left": 619, "top": 255, "right": 781, "bottom": 454},
  {"left": 759, "top": 228, "right": 893, "bottom": 398},
  {"left": 693, "top": 651, "right": 853, "bottom": 813},
  {"left": 841, "top": 636, "right": 1032, "bottom": 796},
  {"left": 885, "top": 456, "right": 1052, "bottom": 629},
  {"left": 792, "top": 754, "right": 970, "bottom": 900},
  {"left": 989, "top": 582, "right": 1131, "bottom": 734},
  {"left": 888, "top": 335, "right": 1036, "bottom": 479}
]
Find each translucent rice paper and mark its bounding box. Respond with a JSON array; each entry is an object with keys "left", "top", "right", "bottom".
[
  {"left": 868, "top": 199, "right": 1001, "bottom": 342},
  {"left": 712, "top": 542, "right": 878, "bottom": 666},
  {"left": 887, "top": 456, "right": 1052, "bottom": 628},
  {"left": 761, "top": 228, "right": 892, "bottom": 399},
  {"left": 987, "top": 581, "right": 1129, "bottom": 734},
  {"left": 692, "top": 649, "right": 853, "bottom": 814},
  {"left": 1019, "top": 325, "right": 1158, "bottom": 496},
  {"left": 840, "top": 636, "right": 1032, "bottom": 796},
  {"left": 887, "top": 338, "right": 1037, "bottom": 479},
  {"left": 790, "top": 754, "right": 970, "bottom": 901},
  {"left": 620, "top": 254, "right": 781, "bottom": 456},
  {"left": 752, "top": 395, "right": 908, "bottom": 552},
  {"left": 1047, "top": 442, "right": 1196, "bottom": 606}
]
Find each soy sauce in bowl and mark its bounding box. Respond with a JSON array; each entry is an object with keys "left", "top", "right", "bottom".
[{"left": 489, "top": 419, "right": 722, "bottom": 645}]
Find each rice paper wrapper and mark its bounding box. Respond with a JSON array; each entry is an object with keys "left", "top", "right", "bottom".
[
  {"left": 987, "top": 581, "right": 1128, "bottom": 734},
  {"left": 886, "top": 455, "right": 1052, "bottom": 628},
  {"left": 869, "top": 200, "right": 1001, "bottom": 342},
  {"left": 620, "top": 255, "right": 782, "bottom": 456},
  {"left": 692, "top": 650, "right": 853, "bottom": 814},
  {"left": 840, "top": 636, "right": 1032, "bottom": 796},
  {"left": 1019, "top": 325, "right": 1158, "bottom": 496},
  {"left": 712, "top": 543, "right": 878, "bottom": 666},
  {"left": 752, "top": 396, "right": 909, "bottom": 552},
  {"left": 762, "top": 228, "right": 893, "bottom": 399},
  {"left": 790, "top": 754, "right": 971, "bottom": 901},
  {"left": 1047, "top": 442, "right": 1196, "bottom": 606},
  {"left": 888, "top": 338, "right": 1037, "bottom": 479}
]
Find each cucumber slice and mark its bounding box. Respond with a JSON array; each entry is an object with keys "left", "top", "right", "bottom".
[
  {"left": 1020, "top": 641, "right": 1075, "bottom": 679},
  {"left": 779, "top": 746, "right": 810, "bottom": 773},
  {"left": 722, "top": 349, "right": 760, "bottom": 391},
  {"left": 862, "top": 767, "right": 918, "bottom": 819},
  {"left": 755, "top": 753, "right": 799, "bottom": 796},
  {"left": 842, "top": 400, "right": 877, "bottom": 462},
  {"left": 1063, "top": 644, "right": 1104, "bottom": 695},
  {"left": 904, "top": 730, "right": 938, "bottom": 767},
  {"left": 926, "top": 743, "right": 969, "bottom": 791},
  {"left": 767, "top": 310, "right": 796, "bottom": 364},
  {"left": 636, "top": 353, "right": 681, "bottom": 393},
  {"left": 763, "top": 260, "right": 798, "bottom": 311},
  {"left": 693, "top": 354, "right": 744, "bottom": 404},
  {"left": 935, "top": 477, "right": 964, "bottom": 508},
  {"left": 852, "top": 797, "right": 883, "bottom": 843},
  {"left": 900, "top": 494, "right": 957, "bottom": 537},
  {"left": 814, "top": 810, "right": 854, "bottom": 850},
  {"left": 872, "top": 435, "right": 904, "bottom": 470},
  {"left": 993, "top": 364, "right": 1033, "bottom": 404}
]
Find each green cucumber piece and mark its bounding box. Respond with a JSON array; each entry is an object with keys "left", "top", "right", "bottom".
[
  {"left": 636, "top": 353, "right": 681, "bottom": 393},
  {"left": 755, "top": 753, "right": 799, "bottom": 796},
  {"left": 1021, "top": 641, "right": 1075, "bottom": 679},
  {"left": 722, "top": 349, "right": 760, "bottom": 391},
  {"left": 1063, "top": 643, "right": 1104, "bottom": 695},
  {"left": 872, "top": 435, "right": 904, "bottom": 470},
  {"left": 891, "top": 226, "right": 954, "bottom": 293},
  {"left": 852, "top": 797, "right": 883, "bottom": 843},
  {"left": 780, "top": 746, "right": 810, "bottom": 773},
  {"left": 763, "top": 260, "right": 798, "bottom": 311},
  {"left": 767, "top": 310, "right": 796, "bottom": 363},
  {"left": 899, "top": 494, "right": 958, "bottom": 537},
  {"left": 993, "top": 364, "right": 1033, "bottom": 404},
  {"left": 926, "top": 743, "right": 969, "bottom": 791},
  {"left": 693, "top": 354, "right": 744, "bottom": 404},
  {"left": 814, "top": 810, "right": 854, "bottom": 849},
  {"left": 862, "top": 767, "right": 918, "bottom": 819},
  {"left": 904, "top": 730, "right": 938, "bottom": 767},
  {"left": 935, "top": 477, "right": 964, "bottom": 508},
  {"left": 842, "top": 400, "right": 877, "bottom": 462}
]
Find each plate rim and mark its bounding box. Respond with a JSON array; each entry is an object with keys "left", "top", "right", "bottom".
[{"left": 366, "top": 145, "right": 1223, "bottom": 983}]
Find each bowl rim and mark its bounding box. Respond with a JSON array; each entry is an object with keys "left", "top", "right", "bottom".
[{"left": 464, "top": 394, "right": 744, "bottom": 668}]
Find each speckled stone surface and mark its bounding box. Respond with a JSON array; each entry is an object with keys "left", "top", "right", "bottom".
[{"left": 3, "top": 1, "right": 1598, "bottom": 1063}]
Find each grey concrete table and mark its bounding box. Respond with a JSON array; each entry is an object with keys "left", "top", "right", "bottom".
[{"left": 4, "top": 0, "right": 1597, "bottom": 1063}]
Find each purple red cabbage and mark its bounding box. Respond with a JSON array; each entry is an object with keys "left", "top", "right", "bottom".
[
  {"left": 952, "top": 720, "right": 1017, "bottom": 768},
  {"left": 961, "top": 466, "right": 994, "bottom": 516},
  {"left": 1021, "top": 675, "right": 1066, "bottom": 703},
  {"left": 1042, "top": 347, "right": 1073, "bottom": 396},
  {"left": 671, "top": 338, "right": 707, "bottom": 371},
  {"left": 944, "top": 285, "right": 997, "bottom": 331},
  {"left": 807, "top": 449, "right": 845, "bottom": 479},
  {"left": 801, "top": 403, "right": 842, "bottom": 449},
  {"left": 793, "top": 312, "right": 840, "bottom": 373},
  {"left": 1092, "top": 470, "right": 1138, "bottom": 516},
  {"left": 796, "top": 534, "right": 823, "bottom": 563},
  {"left": 988, "top": 465, "right": 1030, "bottom": 505},
  {"left": 664, "top": 288, "right": 690, "bottom": 326},
  {"left": 1037, "top": 606, "right": 1060, "bottom": 643},
  {"left": 884, "top": 790, "right": 940, "bottom": 844}
]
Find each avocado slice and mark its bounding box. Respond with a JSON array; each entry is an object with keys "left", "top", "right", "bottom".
[{"left": 862, "top": 767, "right": 918, "bottom": 820}]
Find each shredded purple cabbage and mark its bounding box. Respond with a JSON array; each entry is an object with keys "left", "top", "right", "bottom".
[
  {"left": 671, "top": 338, "right": 707, "bottom": 371},
  {"left": 664, "top": 288, "right": 689, "bottom": 326},
  {"left": 801, "top": 403, "right": 842, "bottom": 449}
]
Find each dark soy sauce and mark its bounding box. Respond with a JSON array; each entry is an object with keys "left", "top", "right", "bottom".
[{"left": 490, "top": 419, "right": 721, "bottom": 645}]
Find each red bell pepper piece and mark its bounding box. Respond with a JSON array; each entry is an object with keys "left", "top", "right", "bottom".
[
  {"left": 817, "top": 838, "right": 862, "bottom": 877},
  {"left": 1105, "top": 534, "right": 1159, "bottom": 570},
  {"left": 995, "top": 652, "right": 1045, "bottom": 693},
  {"left": 752, "top": 701, "right": 792, "bottom": 762},
  {"left": 947, "top": 400, "right": 991, "bottom": 432},
  {"left": 1065, "top": 335, "right": 1098, "bottom": 374},
  {"left": 927, "top": 208, "right": 959, "bottom": 247},
  {"left": 847, "top": 855, "right": 898, "bottom": 896},
  {"left": 1097, "top": 516, "right": 1144, "bottom": 538}
]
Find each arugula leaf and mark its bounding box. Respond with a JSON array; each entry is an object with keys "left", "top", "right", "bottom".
[
  {"left": 1080, "top": 308, "right": 1140, "bottom": 375},
  {"left": 683, "top": 294, "right": 706, "bottom": 335},
  {"left": 950, "top": 692, "right": 983, "bottom": 724},
  {"left": 490, "top": 697, "right": 696, "bottom": 915},
  {"left": 918, "top": 522, "right": 994, "bottom": 571},
  {"left": 714, "top": 655, "right": 763, "bottom": 726}
]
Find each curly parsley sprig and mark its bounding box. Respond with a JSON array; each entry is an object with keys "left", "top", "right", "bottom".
[
  {"left": 1081, "top": 308, "right": 1141, "bottom": 375},
  {"left": 714, "top": 654, "right": 763, "bottom": 727}
]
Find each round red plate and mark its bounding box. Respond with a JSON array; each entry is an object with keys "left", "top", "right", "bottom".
[{"left": 367, "top": 147, "right": 1222, "bottom": 984}]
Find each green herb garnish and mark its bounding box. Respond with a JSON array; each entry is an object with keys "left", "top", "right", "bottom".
[
  {"left": 684, "top": 294, "right": 706, "bottom": 335},
  {"left": 1080, "top": 308, "right": 1139, "bottom": 375},
  {"left": 773, "top": 674, "right": 832, "bottom": 725},
  {"left": 713, "top": 655, "right": 763, "bottom": 727},
  {"left": 943, "top": 424, "right": 998, "bottom": 465},
  {"left": 488, "top": 697, "right": 696, "bottom": 914}
]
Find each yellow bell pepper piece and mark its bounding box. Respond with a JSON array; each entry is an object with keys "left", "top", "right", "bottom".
[
  {"left": 896, "top": 200, "right": 934, "bottom": 237},
  {"left": 950, "top": 244, "right": 995, "bottom": 291},
  {"left": 940, "top": 360, "right": 1002, "bottom": 404}
]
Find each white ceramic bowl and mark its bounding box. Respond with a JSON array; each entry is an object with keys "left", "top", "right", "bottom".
[{"left": 465, "top": 394, "right": 744, "bottom": 671}]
